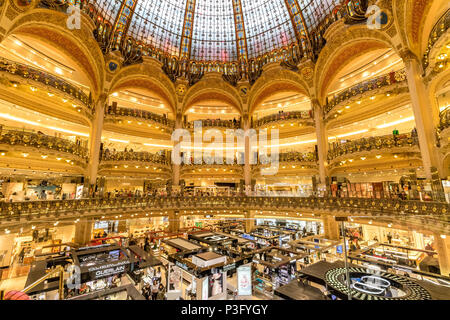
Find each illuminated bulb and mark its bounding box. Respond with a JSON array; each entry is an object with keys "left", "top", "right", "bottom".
[
  {"left": 360, "top": 157, "right": 366, "bottom": 160},
  {"left": 41, "top": 155, "right": 48, "bottom": 159},
  {"left": 62, "top": 99, "right": 67, "bottom": 103},
  {"left": 22, "top": 153, "right": 29, "bottom": 157},
  {"left": 30, "top": 86, "right": 37, "bottom": 92},
  {"left": 0, "top": 152, "right": 5, "bottom": 156},
  {"left": 376, "top": 155, "right": 382, "bottom": 159},
  {"left": 65, "top": 159, "right": 71, "bottom": 163},
  {"left": 441, "top": 235, "right": 447, "bottom": 239}
]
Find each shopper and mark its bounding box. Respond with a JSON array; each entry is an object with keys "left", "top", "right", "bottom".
[
  {"left": 142, "top": 284, "right": 151, "bottom": 300},
  {"left": 156, "top": 284, "right": 165, "bottom": 300},
  {"left": 387, "top": 232, "right": 393, "bottom": 244},
  {"left": 155, "top": 267, "right": 162, "bottom": 283},
  {"left": 151, "top": 280, "right": 159, "bottom": 300}
]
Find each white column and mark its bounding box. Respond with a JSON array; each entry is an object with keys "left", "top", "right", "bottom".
[
  {"left": 243, "top": 113, "right": 252, "bottom": 192},
  {"left": 313, "top": 100, "right": 328, "bottom": 194},
  {"left": 87, "top": 94, "right": 107, "bottom": 187},
  {"left": 402, "top": 50, "right": 442, "bottom": 179},
  {"left": 172, "top": 113, "right": 183, "bottom": 187},
  {"left": 434, "top": 234, "right": 450, "bottom": 277}
]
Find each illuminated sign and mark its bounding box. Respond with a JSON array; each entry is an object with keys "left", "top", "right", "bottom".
[{"left": 351, "top": 276, "right": 391, "bottom": 295}]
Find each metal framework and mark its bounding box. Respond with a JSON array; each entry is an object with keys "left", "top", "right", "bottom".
[
  {"left": 231, "top": 0, "right": 249, "bottom": 62},
  {"left": 111, "top": 0, "right": 139, "bottom": 49},
  {"left": 179, "top": 0, "right": 197, "bottom": 59},
  {"left": 283, "top": 0, "right": 313, "bottom": 56}
]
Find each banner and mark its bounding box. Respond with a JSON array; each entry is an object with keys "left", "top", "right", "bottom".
[{"left": 237, "top": 265, "right": 252, "bottom": 296}]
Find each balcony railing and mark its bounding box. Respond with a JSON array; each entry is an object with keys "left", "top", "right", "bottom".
[
  {"left": 255, "top": 111, "right": 313, "bottom": 128},
  {"left": 328, "top": 133, "right": 419, "bottom": 161},
  {"left": 325, "top": 69, "right": 408, "bottom": 116},
  {"left": 277, "top": 152, "right": 317, "bottom": 163},
  {"left": 100, "top": 150, "right": 169, "bottom": 165},
  {"left": 0, "top": 57, "right": 93, "bottom": 110},
  {"left": 0, "top": 126, "right": 88, "bottom": 160},
  {"left": 423, "top": 9, "right": 450, "bottom": 69},
  {"left": 439, "top": 107, "right": 450, "bottom": 132},
  {"left": 0, "top": 197, "right": 448, "bottom": 222},
  {"left": 104, "top": 106, "right": 174, "bottom": 128},
  {"left": 185, "top": 119, "right": 241, "bottom": 129}
]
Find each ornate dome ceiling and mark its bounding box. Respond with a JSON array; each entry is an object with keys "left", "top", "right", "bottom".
[{"left": 92, "top": 0, "right": 341, "bottom": 62}]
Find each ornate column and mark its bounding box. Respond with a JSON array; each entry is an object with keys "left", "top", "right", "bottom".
[
  {"left": 168, "top": 210, "right": 180, "bottom": 233},
  {"left": 74, "top": 219, "right": 93, "bottom": 246},
  {"left": 172, "top": 112, "right": 183, "bottom": 188},
  {"left": 322, "top": 215, "right": 339, "bottom": 240},
  {"left": 87, "top": 94, "right": 107, "bottom": 190},
  {"left": 434, "top": 234, "right": 450, "bottom": 277},
  {"left": 401, "top": 50, "right": 442, "bottom": 180},
  {"left": 244, "top": 210, "right": 255, "bottom": 233},
  {"left": 243, "top": 113, "right": 252, "bottom": 193},
  {"left": 313, "top": 100, "right": 329, "bottom": 196}
]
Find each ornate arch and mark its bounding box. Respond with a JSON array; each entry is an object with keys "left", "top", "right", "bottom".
[
  {"left": 248, "top": 66, "right": 310, "bottom": 115},
  {"left": 182, "top": 74, "right": 242, "bottom": 115},
  {"left": 314, "top": 24, "right": 396, "bottom": 104},
  {"left": 108, "top": 58, "right": 177, "bottom": 115},
  {"left": 4, "top": 9, "right": 105, "bottom": 98}
]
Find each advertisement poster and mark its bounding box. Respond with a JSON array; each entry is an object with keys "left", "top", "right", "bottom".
[
  {"left": 208, "top": 272, "right": 223, "bottom": 298},
  {"left": 237, "top": 265, "right": 252, "bottom": 296},
  {"left": 168, "top": 265, "right": 182, "bottom": 292},
  {"left": 202, "top": 277, "right": 209, "bottom": 300}
]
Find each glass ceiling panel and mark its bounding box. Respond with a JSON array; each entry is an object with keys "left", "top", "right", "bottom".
[
  {"left": 298, "top": 0, "right": 337, "bottom": 29},
  {"left": 92, "top": 0, "right": 122, "bottom": 23},
  {"left": 241, "top": 0, "right": 296, "bottom": 59},
  {"left": 121, "top": 0, "right": 341, "bottom": 61},
  {"left": 191, "top": 0, "right": 237, "bottom": 62},
  {"left": 128, "top": 0, "right": 187, "bottom": 57}
]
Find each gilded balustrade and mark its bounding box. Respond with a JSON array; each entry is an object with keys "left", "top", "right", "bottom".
[
  {"left": 277, "top": 152, "right": 317, "bottom": 163},
  {"left": 439, "top": 107, "right": 450, "bottom": 132},
  {"left": 101, "top": 150, "right": 169, "bottom": 165},
  {"left": 186, "top": 119, "right": 241, "bottom": 129},
  {"left": 255, "top": 111, "right": 313, "bottom": 128},
  {"left": 327, "top": 133, "right": 419, "bottom": 161},
  {"left": 0, "top": 58, "right": 92, "bottom": 110},
  {"left": 0, "top": 197, "right": 448, "bottom": 222},
  {"left": 324, "top": 70, "right": 407, "bottom": 116},
  {"left": 423, "top": 9, "right": 450, "bottom": 69},
  {"left": 104, "top": 106, "right": 174, "bottom": 128},
  {"left": 0, "top": 126, "right": 88, "bottom": 160}
]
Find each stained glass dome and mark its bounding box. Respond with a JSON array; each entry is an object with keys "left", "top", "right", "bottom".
[{"left": 91, "top": 0, "right": 342, "bottom": 62}]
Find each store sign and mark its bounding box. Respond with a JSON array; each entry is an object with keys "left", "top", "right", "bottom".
[
  {"left": 237, "top": 265, "right": 252, "bottom": 296},
  {"left": 87, "top": 260, "right": 129, "bottom": 279},
  {"left": 176, "top": 261, "right": 189, "bottom": 271},
  {"left": 223, "top": 263, "right": 236, "bottom": 272},
  {"left": 203, "top": 235, "right": 230, "bottom": 242}
]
